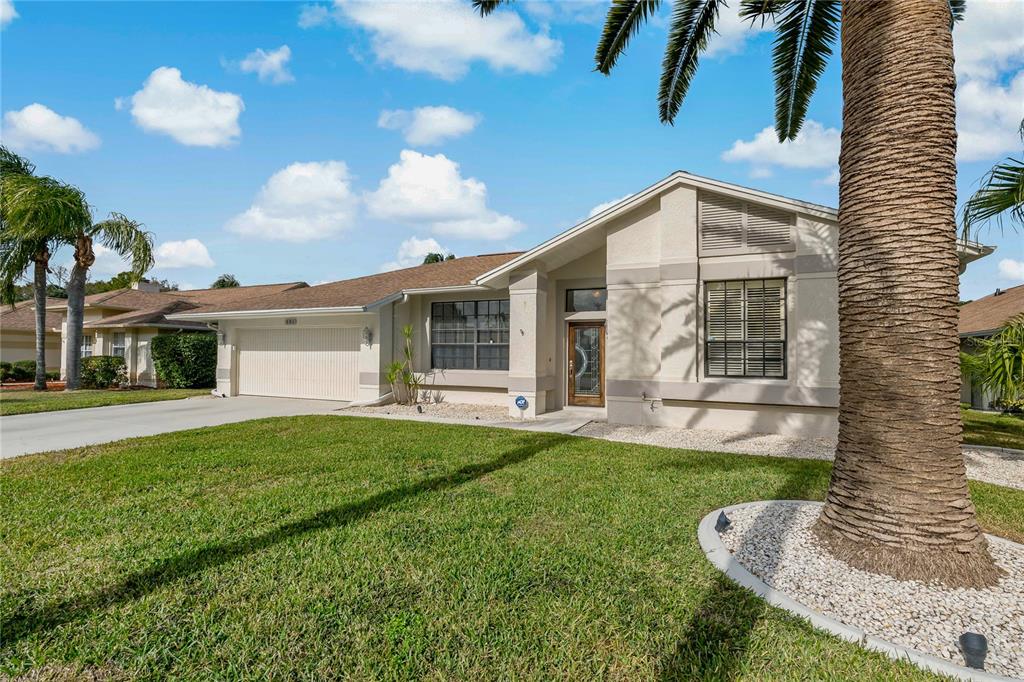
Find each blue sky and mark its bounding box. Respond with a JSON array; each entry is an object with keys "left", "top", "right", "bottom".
[{"left": 1, "top": 0, "right": 1021, "bottom": 300}]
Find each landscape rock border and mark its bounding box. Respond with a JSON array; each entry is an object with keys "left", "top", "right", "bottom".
[{"left": 697, "top": 501, "right": 1021, "bottom": 682}]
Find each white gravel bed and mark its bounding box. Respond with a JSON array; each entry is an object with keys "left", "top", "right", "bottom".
[
  {"left": 575, "top": 423, "right": 1023, "bottom": 490},
  {"left": 342, "top": 402, "right": 514, "bottom": 422},
  {"left": 719, "top": 502, "right": 1024, "bottom": 678},
  {"left": 576, "top": 422, "right": 834, "bottom": 460},
  {"left": 963, "top": 446, "right": 1024, "bottom": 491}
]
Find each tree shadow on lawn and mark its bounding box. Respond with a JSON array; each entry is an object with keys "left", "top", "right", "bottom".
[
  {"left": 656, "top": 460, "right": 830, "bottom": 681},
  {"left": 2, "top": 432, "right": 568, "bottom": 646}
]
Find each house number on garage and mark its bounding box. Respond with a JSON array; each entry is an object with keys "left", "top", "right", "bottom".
[{"left": 284, "top": 318, "right": 298, "bottom": 326}]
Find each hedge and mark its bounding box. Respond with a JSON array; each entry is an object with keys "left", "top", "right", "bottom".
[
  {"left": 151, "top": 333, "right": 216, "bottom": 388},
  {"left": 81, "top": 356, "right": 127, "bottom": 389},
  {"left": 1, "top": 360, "right": 38, "bottom": 383}
]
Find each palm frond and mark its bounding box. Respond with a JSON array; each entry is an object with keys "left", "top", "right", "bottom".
[
  {"left": 91, "top": 213, "right": 155, "bottom": 278},
  {"left": 770, "top": 0, "right": 839, "bottom": 141},
  {"left": 960, "top": 156, "right": 1024, "bottom": 238},
  {"left": 472, "top": 0, "right": 511, "bottom": 17},
  {"left": 738, "top": 0, "right": 785, "bottom": 25},
  {"left": 971, "top": 314, "right": 1024, "bottom": 404},
  {"left": 0, "top": 146, "right": 35, "bottom": 178},
  {"left": 949, "top": 0, "right": 965, "bottom": 27},
  {"left": 595, "top": 1, "right": 663, "bottom": 75},
  {"left": 659, "top": 0, "right": 724, "bottom": 124},
  {"left": 0, "top": 238, "right": 40, "bottom": 305},
  {"left": 0, "top": 174, "right": 91, "bottom": 243}
]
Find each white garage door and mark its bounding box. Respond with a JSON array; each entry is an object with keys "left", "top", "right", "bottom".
[{"left": 237, "top": 327, "right": 360, "bottom": 401}]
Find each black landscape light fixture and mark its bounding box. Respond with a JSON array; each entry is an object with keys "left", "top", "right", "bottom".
[
  {"left": 416, "top": 404, "right": 423, "bottom": 413},
  {"left": 959, "top": 632, "right": 988, "bottom": 670},
  {"left": 715, "top": 511, "right": 732, "bottom": 533}
]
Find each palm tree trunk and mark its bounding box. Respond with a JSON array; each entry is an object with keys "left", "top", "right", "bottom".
[
  {"left": 32, "top": 250, "right": 49, "bottom": 391},
  {"left": 63, "top": 235, "right": 93, "bottom": 391},
  {"left": 815, "top": 0, "right": 1000, "bottom": 587}
]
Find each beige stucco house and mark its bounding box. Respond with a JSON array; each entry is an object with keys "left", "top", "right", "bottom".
[
  {"left": 49, "top": 281, "right": 306, "bottom": 386},
  {"left": 0, "top": 298, "right": 63, "bottom": 368},
  {"left": 169, "top": 172, "right": 993, "bottom": 437},
  {"left": 959, "top": 283, "right": 1023, "bottom": 409}
]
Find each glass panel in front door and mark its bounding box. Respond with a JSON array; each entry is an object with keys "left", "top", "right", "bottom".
[{"left": 573, "top": 326, "right": 601, "bottom": 397}]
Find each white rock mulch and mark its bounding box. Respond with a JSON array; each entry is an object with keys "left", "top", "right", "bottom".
[
  {"left": 575, "top": 423, "right": 1024, "bottom": 491},
  {"left": 342, "top": 402, "right": 514, "bottom": 422},
  {"left": 719, "top": 502, "right": 1024, "bottom": 679}
]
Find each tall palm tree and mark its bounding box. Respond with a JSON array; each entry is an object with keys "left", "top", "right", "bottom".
[
  {"left": 478, "top": 0, "right": 997, "bottom": 585},
  {"left": 64, "top": 215, "right": 154, "bottom": 390},
  {"left": 961, "top": 120, "right": 1024, "bottom": 238},
  {"left": 0, "top": 147, "right": 92, "bottom": 391}
]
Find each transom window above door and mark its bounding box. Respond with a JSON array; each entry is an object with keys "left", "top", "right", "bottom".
[
  {"left": 566, "top": 288, "right": 607, "bottom": 312},
  {"left": 704, "top": 279, "right": 786, "bottom": 378},
  {"left": 430, "top": 300, "right": 510, "bottom": 370}
]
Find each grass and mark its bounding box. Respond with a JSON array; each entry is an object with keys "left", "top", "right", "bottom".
[
  {"left": 962, "top": 407, "right": 1024, "bottom": 450},
  {"left": 3, "top": 417, "right": 1022, "bottom": 680},
  {"left": 0, "top": 388, "right": 208, "bottom": 416}
]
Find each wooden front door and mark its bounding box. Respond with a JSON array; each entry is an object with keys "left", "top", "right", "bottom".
[{"left": 567, "top": 322, "right": 605, "bottom": 407}]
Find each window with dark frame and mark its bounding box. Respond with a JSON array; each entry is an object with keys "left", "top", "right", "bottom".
[
  {"left": 566, "top": 288, "right": 607, "bottom": 312},
  {"left": 704, "top": 279, "right": 786, "bottom": 378},
  {"left": 430, "top": 299, "right": 510, "bottom": 370}
]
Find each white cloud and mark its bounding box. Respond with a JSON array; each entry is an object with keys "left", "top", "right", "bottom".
[
  {"left": 704, "top": 2, "right": 774, "bottom": 58},
  {"left": 1, "top": 0, "right": 17, "bottom": 28},
  {"left": 336, "top": 0, "right": 562, "bottom": 81},
  {"left": 588, "top": 194, "right": 634, "bottom": 218},
  {"left": 377, "top": 106, "right": 479, "bottom": 146},
  {"left": 155, "top": 239, "right": 215, "bottom": 269},
  {"left": 953, "top": 0, "right": 1024, "bottom": 81},
  {"left": 956, "top": 71, "right": 1024, "bottom": 162},
  {"left": 818, "top": 168, "right": 840, "bottom": 186},
  {"left": 365, "top": 150, "right": 524, "bottom": 240},
  {"left": 226, "top": 161, "right": 358, "bottom": 242},
  {"left": 298, "top": 3, "right": 331, "bottom": 28},
  {"left": 723, "top": 120, "right": 841, "bottom": 169},
  {"left": 239, "top": 45, "right": 295, "bottom": 84},
  {"left": 380, "top": 236, "right": 449, "bottom": 271},
  {"left": 2, "top": 103, "right": 100, "bottom": 154},
  {"left": 127, "top": 67, "right": 244, "bottom": 147},
  {"left": 998, "top": 258, "right": 1024, "bottom": 281}
]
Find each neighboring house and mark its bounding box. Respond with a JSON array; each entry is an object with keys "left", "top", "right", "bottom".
[
  {"left": 49, "top": 280, "right": 307, "bottom": 387},
  {"left": 0, "top": 298, "right": 63, "bottom": 368},
  {"left": 169, "top": 172, "right": 993, "bottom": 437},
  {"left": 959, "top": 283, "right": 1024, "bottom": 410}
]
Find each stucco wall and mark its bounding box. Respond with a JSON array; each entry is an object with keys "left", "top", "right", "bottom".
[{"left": 0, "top": 330, "right": 61, "bottom": 368}]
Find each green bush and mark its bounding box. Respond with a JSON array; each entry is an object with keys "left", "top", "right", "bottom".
[
  {"left": 81, "top": 356, "right": 127, "bottom": 389},
  {"left": 0, "top": 362, "right": 11, "bottom": 383},
  {"left": 46, "top": 371, "right": 60, "bottom": 381},
  {"left": 9, "top": 360, "right": 36, "bottom": 382},
  {"left": 151, "top": 333, "right": 216, "bottom": 388}
]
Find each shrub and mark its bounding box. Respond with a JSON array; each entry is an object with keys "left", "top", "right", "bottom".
[
  {"left": 8, "top": 360, "right": 36, "bottom": 382},
  {"left": 151, "top": 333, "right": 216, "bottom": 388},
  {"left": 46, "top": 371, "right": 60, "bottom": 381},
  {"left": 81, "top": 356, "right": 127, "bottom": 389},
  {"left": 0, "top": 362, "right": 11, "bottom": 383}
]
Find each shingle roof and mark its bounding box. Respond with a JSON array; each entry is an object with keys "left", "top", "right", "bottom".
[
  {"left": 59, "top": 281, "right": 308, "bottom": 311},
  {"left": 960, "top": 284, "right": 1024, "bottom": 336},
  {"left": 84, "top": 300, "right": 210, "bottom": 331},
  {"left": 178, "top": 253, "right": 524, "bottom": 316},
  {"left": 0, "top": 298, "right": 64, "bottom": 333}
]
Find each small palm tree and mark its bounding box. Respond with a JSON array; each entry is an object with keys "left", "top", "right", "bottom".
[
  {"left": 963, "top": 314, "right": 1024, "bottom": 410},
  {"left": 961, "top": 120, "right": 1024, "bottom": 239},
  {"left": 0, "top": 146, "right": 92, "bottom": 391},
  {"left": 64, "top": 215, "right": 154, "bottom": 390},
  {"left": 210, "top": 273, "right": 240, "bottom": 289},
  {"left": 477, "top": 0, "right": 998, "bottom": 585}
]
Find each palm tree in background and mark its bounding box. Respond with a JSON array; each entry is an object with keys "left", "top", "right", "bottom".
[
  {"left": 211, "top": 273, "right": 240, "bottom": 288},
  {"left": 0, "top": 146, "right": 91, "bottom": 391},
  {"left": 64, "top": 215, "right": 154, "bottom": 390},
  {"left": 478, "top": 0, "right": 998, "bottom": 585}
]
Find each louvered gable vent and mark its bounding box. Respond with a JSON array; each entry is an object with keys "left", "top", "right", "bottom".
[{"left": 699, "top": 192, "right": 794, "bottom": 254}]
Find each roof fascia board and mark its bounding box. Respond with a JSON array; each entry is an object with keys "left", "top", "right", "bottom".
[{"left": 167, "top": 305, "right": 368, "bottom": 321}]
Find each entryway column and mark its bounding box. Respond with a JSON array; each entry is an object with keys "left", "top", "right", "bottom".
[{"left": 507, "top": 267, "right": 550, "bottom": 418}]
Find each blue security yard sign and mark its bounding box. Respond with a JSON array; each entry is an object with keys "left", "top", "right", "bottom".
[{"left": 514, "top": 395, "right": 529, "bottom": 410}]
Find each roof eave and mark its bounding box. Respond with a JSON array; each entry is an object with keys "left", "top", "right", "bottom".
[{"left": 167, "top": 305, "right": 370, "bottom": 321}]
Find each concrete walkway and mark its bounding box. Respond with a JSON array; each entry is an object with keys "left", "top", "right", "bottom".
[{"left": 1, "top": 396, "right": 348, "bottom": 459}]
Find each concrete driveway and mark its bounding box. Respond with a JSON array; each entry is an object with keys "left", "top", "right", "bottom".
[{"left": 1, "top": 395, "right": 348, "bottom": 460}]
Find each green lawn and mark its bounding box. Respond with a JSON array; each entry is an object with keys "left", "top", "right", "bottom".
[
  {"left": 963, "top": 408, "right": 1024, "bottom": 450},
  {"left": 3, "top": 417, "right": 1021, "bottom": 680},
  {"left": 0, "top": 388, "right": 209, "bottom": 416}
]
